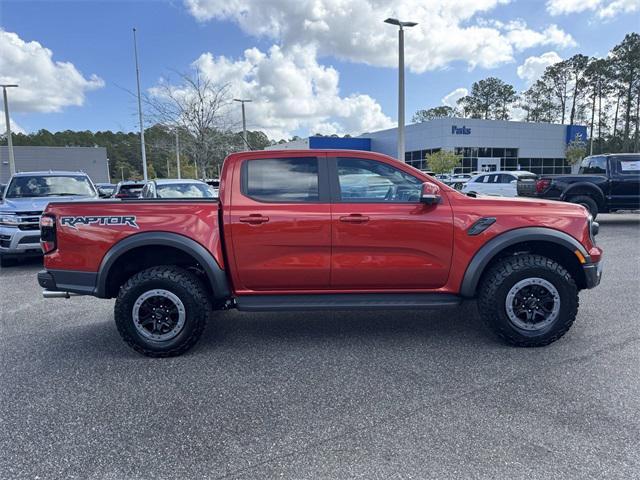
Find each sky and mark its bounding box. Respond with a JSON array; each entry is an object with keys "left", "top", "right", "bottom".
[{"left": 0, "top": 0, "right": 639, "bottom": 140}]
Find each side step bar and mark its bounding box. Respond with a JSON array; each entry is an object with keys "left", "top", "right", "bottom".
[{"left": 236, "top": 293, "right": 462, "bottom": 312}]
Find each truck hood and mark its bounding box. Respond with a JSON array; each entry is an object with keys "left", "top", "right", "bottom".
[
  {"left": 0, "top": 195, "right": 97, "bottom": 212},
  {"left": 465, "top": 192, "right": 588, "bottom": 215}
]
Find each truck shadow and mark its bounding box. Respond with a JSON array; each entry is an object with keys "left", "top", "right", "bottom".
[{"left": 30, "top": 300, "right": 496, "bottom": 363}]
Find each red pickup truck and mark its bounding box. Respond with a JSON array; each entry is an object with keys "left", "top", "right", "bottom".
[{"left": 38, "top": 150, "right": 603, "bottom": 357}]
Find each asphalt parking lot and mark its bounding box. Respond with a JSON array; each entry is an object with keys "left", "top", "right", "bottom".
[{"left": 1, "top": 213, "right": 639, "bottom": 480}]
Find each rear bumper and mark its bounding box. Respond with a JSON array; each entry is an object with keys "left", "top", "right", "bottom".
[
  {"left": 583, "top": 261, "right": 603, "bottom": 289},
  {"left": 38, "top": 269, "right": 97, "bottom": 295}
]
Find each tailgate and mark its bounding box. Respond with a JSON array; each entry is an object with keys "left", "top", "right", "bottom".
[{"left": 517, "top": 179, "right": 537, "bottom": 197}]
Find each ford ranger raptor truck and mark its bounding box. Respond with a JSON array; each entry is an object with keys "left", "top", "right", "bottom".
[{"left": 37, "top": 150, "right": 603, "bottom": 357}]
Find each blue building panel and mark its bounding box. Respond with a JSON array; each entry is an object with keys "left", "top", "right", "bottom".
[
  {"left": 566, "top": 125, "right": 588, "bottom": 144},
  {"left": 308, "top": 136, "right": 371, "bottom": 151}
]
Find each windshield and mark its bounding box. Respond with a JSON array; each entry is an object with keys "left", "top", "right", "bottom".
[
  {"left": 156, "top": 183, "right": 214, "bottom": 198},
  {"left": 6, "top": 175, "right": 96, "bottom": 198}
]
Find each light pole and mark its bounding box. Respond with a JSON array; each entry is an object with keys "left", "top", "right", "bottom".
[
  {"left": 1, "top": 84, "right": 19, "bottom": 175},
  {"left": 233, "top": 98, "right": 252, "bottom": 149},
  {"left": 132, "top": 28, "right": 148, "bottom": 181},
  {"left": 384, "top": 18, "right": 417, "bottom": 163},
  {"left": 175, "top": 129, "right": 181, "bottom": 179}
]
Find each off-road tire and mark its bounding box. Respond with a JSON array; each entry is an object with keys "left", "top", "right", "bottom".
[
  {"left": 114, "top": 265, "right": 211, "bottom": 357},
  {"left": 569, "top": 195, "right": 598, "bottom": 219},
  {"left": 478, "top": 254, "right": 578, "bottom": 347}
]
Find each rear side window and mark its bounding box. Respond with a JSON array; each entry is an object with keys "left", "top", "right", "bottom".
[
  {"left": 617, "top": 157, "right": 640, "bottom": 175},
  {"left": 244, "top": 157, "right": 319, "bottom": 202},
  {"left": 579, "top": 156, "right": 607, "bottom": 174}
]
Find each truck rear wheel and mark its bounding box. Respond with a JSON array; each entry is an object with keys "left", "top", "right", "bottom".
[
  {"left": 478, "top": 254, "right": 578, "bottom": 347},
  {"left": 569, "top": 195, "right": 598, "bottom": 219},
  {"left": 114, "top": 266, "right": 211, "bottom": 357}
]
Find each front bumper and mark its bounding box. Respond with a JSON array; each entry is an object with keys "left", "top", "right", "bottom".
[
  {"left": 0, "top": 226, "right": 42, "bottom": 257},
  {"left": 583, "top": 261, "right": 603, "bottom": 289}
]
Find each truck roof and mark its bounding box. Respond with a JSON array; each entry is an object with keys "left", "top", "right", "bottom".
[{"left": 12, "top": 170, "right": 89, "bottom": 177}]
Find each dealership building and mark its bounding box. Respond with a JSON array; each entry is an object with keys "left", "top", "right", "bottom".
[
  {"left": 0, "top": 146, "right": 110, "bottom": 184},
  {"left": 268, "top": 118, "right": 588, "bottom": 175}
]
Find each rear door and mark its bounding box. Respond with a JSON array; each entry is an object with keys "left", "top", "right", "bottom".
[
  {"left": 329, "top": 156, "right": 453, "bottom": 289},
  {"left": 228, "top": 155, "right": 332, "bottom": 291}
]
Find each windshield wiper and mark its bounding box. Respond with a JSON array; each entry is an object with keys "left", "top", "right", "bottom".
[{"left": 44, "top": 193, "right": 84, "bottom": 196}]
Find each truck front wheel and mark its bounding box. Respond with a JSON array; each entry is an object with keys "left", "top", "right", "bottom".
[
  {"left": 568, "top": 195, "right": 599, "bottom": 219},
  {"left": 478, "top": 254, "right": 578, "bottom": 347},
  {"left": 114, "top": 266, "right": 211, "bottom": 357}
]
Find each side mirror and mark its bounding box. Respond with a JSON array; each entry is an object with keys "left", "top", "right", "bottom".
[
  {"left": 510, "top": 179, "right": 517, "bottom": 184},
  {"left": 420, "top": 182, "right": 441, "bottom": 205}
]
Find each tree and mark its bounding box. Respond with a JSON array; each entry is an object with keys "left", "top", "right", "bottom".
[
  {"left": 412, "top": 106, "right": 457, "bottom": 122},
  {"left": 145, "top": 71, "right": 235, "bottom": 178},
  {"left": 457, "top": 77, "right": 517, "bottom": 120},
  {"left": 543, "top": 61, "right": 570, "bottom": 123},
  {"left": 520, "top": 80, "right": 555, "bottom": 123},
  {"left": 565, "top": 135, "right": 587, "bottom": 166},
  {"left": 566, "top": 54, "right": 591, "bottom": 126},
  {"left": 610, "top": 33, "right": 640, "bottom": 151},
  {"left": 425, "top": 150, "right": 462, "bottom": 174}
]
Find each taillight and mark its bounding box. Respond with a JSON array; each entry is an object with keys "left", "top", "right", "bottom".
[
  {"left": 40, "top": 214, "right": 57, "bottom": 254},
  {"left": 535, "top": 178, "right": 551, "bottom": 193}
]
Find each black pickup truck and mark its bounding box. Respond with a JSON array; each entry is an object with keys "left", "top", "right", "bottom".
[{"left": 518, "top": 153, "right": 640, "bottom": 218}]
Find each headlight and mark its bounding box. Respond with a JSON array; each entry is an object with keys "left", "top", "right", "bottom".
[
  {"left": 0, "top": 213, "right": 19, "bottom": 226},
  {"left": 587, "top": 214, "right": 598, "bottom": 244}
]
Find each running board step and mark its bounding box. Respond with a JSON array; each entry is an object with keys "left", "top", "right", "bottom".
[{"left": 236, "top": 293, "right": 462, "bottom": 312}]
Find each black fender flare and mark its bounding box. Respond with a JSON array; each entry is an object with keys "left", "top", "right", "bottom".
[
  {"left": 561, "top": 182, "right": 605, "bottom": 206},
  {"left": 95, "top": 232, "right": 231, "bottom": 300},
  {"left": 460, "top": 227, "right": 590, "bottom": 298}
]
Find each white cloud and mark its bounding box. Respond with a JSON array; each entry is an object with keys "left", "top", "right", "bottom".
[
  {"left": 504, "top": 22, "right": 576, "bottom": 50},
  {"left": 0, "top": 115, "right": 25, "bottom": 134},
  {"left": 184, "top": 0, "right": 576, "bottom": 73},
  {"left": 154, "top": 45, "right": 394, "bottom": 139},
  {"left": 0, "top": 30, "right": 104, "bottom": 114},
  {"left": 517, "top": 51, "right": 563, "bottom": 85},
  {"left": 442, "top": 87, "right": 468, "bottom": 107},
  {"left": 546, "top": 0, "right": 639, "bottom": 18}
]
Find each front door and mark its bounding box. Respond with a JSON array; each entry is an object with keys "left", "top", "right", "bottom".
[
  {"left": 609, "top": 156, "right": 640, "bottom": 209},
  {"left": 329, "top": 156, "right": 454, "bottom": 289},
  {"left": 229, "top": 155, "right": 331, "bottom": 291}
]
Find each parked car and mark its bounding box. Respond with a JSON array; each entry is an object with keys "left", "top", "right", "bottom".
[
  {"left": 435, "top": 174, "right": 452, "bottom": 184},
  {"left": 0, "top": 171, "right": 98, "bottom": 267},
  {"left": 38, "top": 150, "right": 602, "bottom": 357},
  {"left": 517, "top": 153, "right": 640, "bottom": 218},
  {"left": 113, "top": 181, "right": 145, "bottom": 199},
  {"left": 461, "top": 171, "right": 537, "bottom": 197},
  {"left": 449, "top": 173, "right": 473, "bottom": 190},
  {"left": 140, "top": 179, "right": 215, "bottom": 199},
  {"left": 204, "top": 178, "right": 220, "bottom": 197},
  {"left": 95, "top": 183, "right": 116, "bottom": 198}
]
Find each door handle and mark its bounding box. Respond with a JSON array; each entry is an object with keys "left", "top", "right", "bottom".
[
  {"left": 339, "top": 214, "right": 370, "bottom": 223},
  {"left": 239, "top": 215, "right": 270, "bottom": 224}
]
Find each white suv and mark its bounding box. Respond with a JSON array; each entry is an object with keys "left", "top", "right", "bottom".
[{"left": 461, "top": 171, "right": 537, "bottom": 197}]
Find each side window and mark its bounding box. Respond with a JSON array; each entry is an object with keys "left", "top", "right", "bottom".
[
  {"left": 244, "top": 157, "right": 319, "bottom": 202},
  {"left": 617, "top": 157, "right": 640, "bottom": 175},
  {"left": 336, "top": 157, "right": 422, "bottom": 202},
  {"left": 580, "top": 156, "right": 607, "bottom": 174},
  {"left": 498, "top": 174, "right": 515, "bottom": 183}
]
